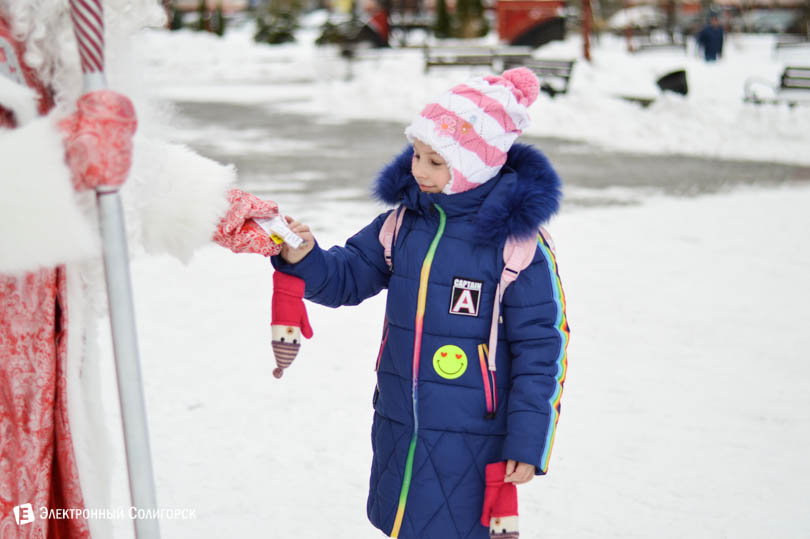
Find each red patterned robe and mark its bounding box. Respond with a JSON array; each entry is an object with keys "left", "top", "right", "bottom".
[
  {"left": 1, "top": 15, "right": 90, "bottom": 538},
  {"left": 1, "top": 10, "right": 238, "bottom": 536}
]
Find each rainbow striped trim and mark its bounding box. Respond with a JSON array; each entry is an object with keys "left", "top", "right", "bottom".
[
  {"left": 536, "top": 233, "right": 569, "bottom": 474},
  {"left": 390, "top": 205, "right": 446, "bottom": 538}
]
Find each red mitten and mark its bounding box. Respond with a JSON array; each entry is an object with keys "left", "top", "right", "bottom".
[
  {"left": 270, "top": 271, "right": 313, "bottom": 378},
  {"left": 481, "top": 462, "right": 519, "bottom": 538},
  {"left": 213, "top": 189, "right": 282, "bottom": 256},
  {"left": 60, "top": 90, "right": 137, "bottom": 192}
]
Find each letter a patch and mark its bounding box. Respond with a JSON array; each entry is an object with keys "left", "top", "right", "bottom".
[{"left": 449, "top": 277, "right": 483, "bottom": 317}]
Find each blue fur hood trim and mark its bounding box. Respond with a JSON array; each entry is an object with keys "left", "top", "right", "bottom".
[{"left": 372, "top": 143, "right": 562, "bottom": 244}]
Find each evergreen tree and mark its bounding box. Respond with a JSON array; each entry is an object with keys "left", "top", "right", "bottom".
[
  {"left": 212, "top": 0, "right": 226, "bottom": 36},
  {"left": 434, "top": 0, "right": 451, "bottom": 38},
  {"left": 254, "top": 0, "right": 301, "bottom": 44},
  {"left": 197, "top": 0, "right": 209, "bottom": 32},
  {"left": 455, "top": 0, "right": 487, "bottom": 38},
  {"left": 169, "top": 3, "right": 184, "bottom": 30}
]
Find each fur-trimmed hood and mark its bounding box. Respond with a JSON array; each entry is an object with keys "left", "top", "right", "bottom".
[{"left": 373, "top": 143, "right": 562, "bottom": 245}]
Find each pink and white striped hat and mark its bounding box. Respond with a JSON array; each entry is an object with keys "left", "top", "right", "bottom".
[{"left": 405, "top": 67, "right": 540, "bottom": 195}]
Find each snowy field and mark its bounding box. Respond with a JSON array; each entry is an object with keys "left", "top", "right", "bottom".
[
  {"left": 135, "top": 14, "right": 810, "bottom": 165},
  {"left": 97, "top": 18, "right": 810, "bottom": 538}
]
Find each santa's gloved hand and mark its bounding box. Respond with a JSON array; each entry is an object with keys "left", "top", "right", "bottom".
[
  {"left": 213, "top": 189, "right": 282, "bottom": 257},
  {"left": 270, "top": 271, "right": 313, "bottom": 378},
  {"left": 481, "top": 462, "right": 519, "bottom": 538},
  {"left": 60, "top": 90, "right": 137, "bottom": 192}
]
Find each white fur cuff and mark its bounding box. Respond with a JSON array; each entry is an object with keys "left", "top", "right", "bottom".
[
  {"left": 131, "top": 139, "right": 233, "bottom": 263},
  {"left": 0, "top": 115, "right": 98, "bottom": 273}
]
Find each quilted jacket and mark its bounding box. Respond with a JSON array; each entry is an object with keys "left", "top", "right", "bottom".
[{"left": 273, "top": 143, "right": 569, "bottom": 538}]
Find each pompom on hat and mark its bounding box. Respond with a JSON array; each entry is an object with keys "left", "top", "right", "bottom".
[{"left": 404, "top": 67, "right": 540, "bottom": 195}]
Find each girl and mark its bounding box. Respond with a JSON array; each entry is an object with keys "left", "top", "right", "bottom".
[{"left": 274, "top": 68, "right": 569, "bottom": 539}]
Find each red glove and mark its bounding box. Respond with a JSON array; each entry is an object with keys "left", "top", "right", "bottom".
[
  {"left": 481, "top": 462, "right": 519, "bottom": 537},
  {"left": 60, "top": 90, "right": 137, "bottom": 192},
  {"left": 213, "top": 189, "right": 282, "bottom": 257},
  {"left": 270, "top": 272, "right": 313, "bottom": 378}
]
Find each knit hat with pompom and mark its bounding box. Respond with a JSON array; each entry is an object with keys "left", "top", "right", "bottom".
[{"left": 405, "top": 67, "right": 540, "bottom": 195}]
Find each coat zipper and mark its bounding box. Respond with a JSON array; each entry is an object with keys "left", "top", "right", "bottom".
[
  {"left": 390, "top": 204, "right": 446, "bottom": 538},
  {"left": 477, "top": 344, "right": 498, "bottom": 419}
]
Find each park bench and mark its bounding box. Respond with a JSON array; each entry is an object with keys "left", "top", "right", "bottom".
[
  {"left": 774, "top": 37, "right": 810, "bottom": 53},
  {"left": 744, "top": 65, "right": 810, "bottom": 107},
  {"left": 388, "top": 13, "right": 433, "bottom": 47},
  {"left": 632, "top": 39, "right": 687, "bottom": 54},
  {"left": 422, "top": 46, "right": 575, "bottom": 98},
  {"left": 423, "top": 45, "right": 533, "bottom": 73},
  {"left": 503, "top": 57, "right": 576, "bottom": 97}
]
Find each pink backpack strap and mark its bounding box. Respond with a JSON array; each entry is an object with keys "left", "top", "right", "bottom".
[
  {"left": 378, "top": 205, "right": 406, "bottom": 271},
  {"left": 486, "top": 231, "right": 541, "bottom": 371},
  {"left": 539, "top": 226, "right": 556, "bottom": 256}
]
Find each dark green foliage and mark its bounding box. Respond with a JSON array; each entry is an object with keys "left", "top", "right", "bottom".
[
  {"left": 212, "top": 1, "right": 226, "bottom": 36},
  {"left": 433, "top": 0, "right": 487, "bottom": 38},
  {"left": 315, "top": 18, "right": 387, "bottom": 47},
  {"left": 315, "top": 20, "right": 346, "bottom": 45},
  {"left": 197, "top": 0, "right": 210, "bottom": 31},
  {"left": 169, "top": 5, "right": 184, "bottom": 30},
  {"left": 434, "top": 0, "right": 451, "bottom": 38},
  {"left": 254, "top": 1, "right": 301, "bottom": 45},
  {"left": 454, "top": 0, "right": 487, "bottom": 37}
]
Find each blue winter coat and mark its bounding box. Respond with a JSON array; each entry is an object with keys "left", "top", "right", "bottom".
[
  {"left": 697, "top": 23, "right": 724, "bottom": 61},
  {"left": 273, "top": 143, "right": 569, "bottom": 538}
]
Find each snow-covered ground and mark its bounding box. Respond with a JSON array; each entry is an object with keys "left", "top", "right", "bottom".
[
  {"left": 96, "top": 18, "right": 810, "bottom": 538},
  {"left": 136, "top": 14, "right": 810, "bottom": 165},
  {"left": 99, "top": 186, "right": 810, "bottom": 539}
]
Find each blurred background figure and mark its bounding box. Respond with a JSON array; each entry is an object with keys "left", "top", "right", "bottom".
[{"left": 697, "top": 12, "right": 724, "bottom": 62}]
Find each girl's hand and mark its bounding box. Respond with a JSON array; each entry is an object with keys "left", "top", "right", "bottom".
[
  {"left": 280, "top": 216, "right": 315, "bottom": 264},
  {"left": 504, "top": 460, "right": 535, "bottom": 484}
]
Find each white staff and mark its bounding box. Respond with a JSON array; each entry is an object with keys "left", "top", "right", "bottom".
[{"left": 68, "top": 1, "right": 160, "bottom": 536}]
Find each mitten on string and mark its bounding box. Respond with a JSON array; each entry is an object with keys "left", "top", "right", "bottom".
[
  {"left": 480, "top": 462, "right": 519, "bottom": 538},
  {"left": 270, "top": 271, "right": 313, "bottom": 378},
  {"left": 213, "top": 189, "right": 282, "bottom": 256},
  {"left": 60, "top": 90, "right": 137, "bottom": 192}
]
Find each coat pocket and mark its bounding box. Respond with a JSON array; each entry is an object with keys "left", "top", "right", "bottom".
[
  {"left": 375, "top": 316, "right": 389, "bottom": 372},
  {"left": 477, "top": 344, "right": 498, "bottom": 420},
  {"left": 372, "top": 318, "right": 389, "bottom": 408}
]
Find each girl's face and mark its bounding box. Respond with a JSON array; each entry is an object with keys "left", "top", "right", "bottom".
[{"left": 411, "top": 139, "right": 451, "bottom": 194}]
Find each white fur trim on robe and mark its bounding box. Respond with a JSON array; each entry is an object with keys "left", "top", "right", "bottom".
[
  {"left": 0, "top": 75, "right": 38, "bottom": 126},
  {"left": 0, "top": 113, "right": 98, "bottom": 273},
  {"left": 63, "top": 139, "right": 233, "bottom": 538},
  {"left": 127, "top": 138, "right": 233, "bottom": 263},
  {"left": 64, "top": 261, "right": 114, "bottom": 539}
]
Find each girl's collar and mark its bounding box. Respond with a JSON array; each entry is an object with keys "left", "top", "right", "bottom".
[{"left": 374, "top": 143, "right": 562, "bottom": 245}]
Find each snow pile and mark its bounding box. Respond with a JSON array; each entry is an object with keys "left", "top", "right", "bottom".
[{"left": 135, "top": 20, "right": 810, "bottom": 165}]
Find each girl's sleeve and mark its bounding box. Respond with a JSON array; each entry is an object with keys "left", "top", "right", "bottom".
[
  {"left": 500, "top": 235, "right": 570, "bottom": 475},
  {"left": 271, "top": 211, "right": 392, "bottom": 307}
]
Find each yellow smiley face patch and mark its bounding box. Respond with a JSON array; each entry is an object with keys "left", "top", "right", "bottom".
[{"left": 432, "top": 345, "right": 468, "bottom": 380}]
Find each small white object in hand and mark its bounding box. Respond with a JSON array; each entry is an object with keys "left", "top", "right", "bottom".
[{"left": 254, "top": 216, "right": 305, "bottom": 249}]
